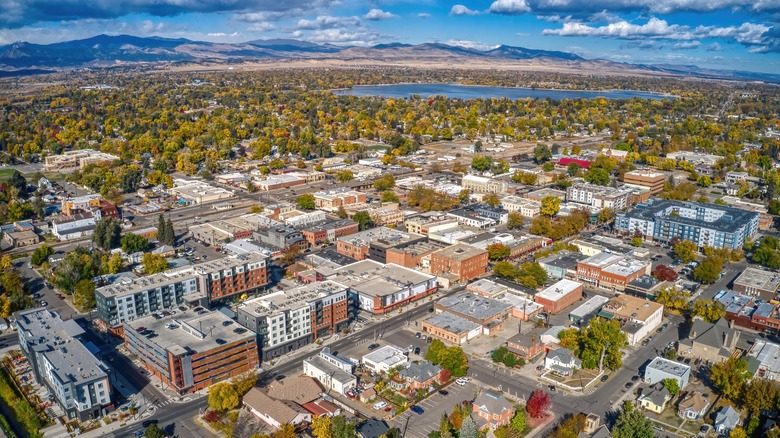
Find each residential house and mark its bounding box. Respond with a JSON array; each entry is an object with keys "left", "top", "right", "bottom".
[
  {"left": 357, "top": 419, "right": 390, "bottom": 438},
  {"left": 544, "top": 347, "right": 582, "bottom": 376},
  {"left": 677, "top": 318, "right": 740, "bottom": 363},
  {"left": 472, "top": 390, "right": 515, "bottom": 430},
  {"left": 677, "top": 391, "right": 710, "bottom": 420},
  {"left": 638, "top": 384, "right": 671, "bottom": 413},
  {"left": 714, "top": 406, "right": 741, "bottom": 435},
  {"left": 397, "top": 361, "right": 443, "bottom": 391},
  {"left": 243, "top": 387, "right": 312, "bottom": 430},
  {"left": 506, "top": 328, "right": 546, "bottom": 361},
  {"left": 303, "top": 348, "right": 357, "bottom": 395}
]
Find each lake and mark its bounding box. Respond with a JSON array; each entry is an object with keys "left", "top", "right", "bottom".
[{"left": 332, "top": 83, "right": 670, "bottom": 100}]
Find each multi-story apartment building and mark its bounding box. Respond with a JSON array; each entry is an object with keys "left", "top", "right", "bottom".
[
  {"left": 17, "top": 309, "right": 111, "bottom": 421},
  {"left": 566, "top": 183, "right": 632, "bottom": 210},
  {"left": 461, "top": 175, "right": 507, "bottom": 194},
  {"left": 95, "top": 254, "right": 268, "bottom": 333},
  {"left": 404, "top": 212, "right": 459, "bottom": 236},
  {"left": 501, "top": 196, "right": 541, "bottom": 217},
  {"left": 124, "top": 309, "right": 258, "bottom": 394},
  {"left": 61, "top": 194, "right": 103, "bottom": 216},
  {"left": 313, "top": 188, "right": 367, "bottom": 210},
  {"left": 623, "top": 169, "right": 666, "bottom": 195},
  {"left": 236, "top": 281, "right": 353, "bottom": 361},
  {"left": 299, "top": 219, "right": 359, "bottom": 245},
  {"left": 430, "top": 243, "right": 489, "bottom": 282},
  {"left": 336, "top": 227, "right": 426, "bottom": 262},
  {"left": 44, "top": 149, "right": 118, "bottom": 171},
  {"left": 615, "top": 200, "right": 760, "bottom": 249}
]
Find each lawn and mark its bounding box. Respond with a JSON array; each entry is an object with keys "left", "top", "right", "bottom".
[{"left": 0, "top": 168, "right": 17, "bottom": 183}]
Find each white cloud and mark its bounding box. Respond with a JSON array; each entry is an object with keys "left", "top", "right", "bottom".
[
  {"left": 488, "top": 0, "right": 530, "bottom": 14},
  {"left": 417, "top": 13, "right": 431, "bottom": 19},
  {"left": 450, "top": 5, "right": 480, "bottom": 15},
  {"left": 305, "top": 27, "right": 381, "bottom": 46},
  {"left": 364, "top": 9, "right": 397, "bottom": 20},
  {"left": 524, "top": 0, "right": 780, "bottom": 14},
  {"left": 707, "top": 42, "right": 722, "bottom": 51},
  {"left": 248, "top": 22, "right": 276, "bottom": 32},
  {"left": 446, "top": 39, "right": 501, "bottom": 50},
  {"left": 296, "top": 15, "right": 360, "bottom": 30},
  {"left": 586, "top": 10, "right": 621, "bottom": 23},
  {"left": 672, "top": 41, "right": 701, "bottom": 50},
  {"left": 234, "top": 9, "right": 306, "bottom": 23}
]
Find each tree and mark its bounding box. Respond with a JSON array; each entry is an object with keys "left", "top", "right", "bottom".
[
  {"left": 584, "top": 168, "right": 610, "bottom": 186},
  {"left": 507, "top": 211, "right": 524, "bottom": 230},
  {"left": 662, "top": 378, "right": 680, "bottom": 398},
  {"left": 698, "top": 175, "right": 712, "bottom": 187},
  {"left": 274, "top": 424, "right": 297, "bottom": 438},
  {"left": 540, "top": 196, "right": 561, "bottom": 217},
  {"left": 487, "top": 243, "right": 511, "bottom": 261},
  {"left": 381, "top": 190, "right": 399, "bottom": 203},
  {"left": 335, "top": 169, "right": 354, "bottom": 182},
  {"left": 143, "top": 253, "right": 169, "bottom": 274},
  {"left": 269, "top": 158, "right": 285, "bottom": 169},
  {"left": 471, "top": 155, "right": 493, "bottom": 172},
  {"left": 492, "top": 346, "right": 509, "bottom": 363},
  {"left": 163, "top": 218, "right": 176, "bottom": 246},
  {"left": 690, "top": 299, "right": 725, "bottom": 322},
  {"left": 231, "top": 372, "right": 258, "bottom": 396},
  {"left": 246, "top": 180, "right": 256, "bottom": 193},
  {"left": 92, "top": 217, "right": 121, "bottom": 250},
  {"left": 652, "top": 265, "right": 678, "bottom": 282},
  {"left": 31, "top": 244, "right": 54, "bottom": 266},
  {"left": 673, "top": 240, "right": 698, "bottom": 263},
  {"left": 279, "top": 245, "right": 301, "bottom": 266},
  {"left": 483, "top": 193, "right": 501, "bottom": 207},
  {"left": 459, "top": 416, "right": 477, "bottom": 438},
  {"left": 312, "top": 416, "right": 333, "bottom": 438},
  {"left": 516, "top": 262, "right": 548, "bottom": 288},
  {"left": 567, "top": 162, "right": 581, "bottom": 176},
  {"left": 107, "top": 253, "right": 123, "bottom": 274},
  {"left": 296, "top": 193, "right": 315, "bottom": 210},
  {"left": 510, "top": 410, "right": 526, "bottom": 434},
  {"left": 710, "top": 357, "right": 749, "bottom": 401},
  {"left": 533, "top": 144, "right": 552, "bottom": 164},
  {"left": 330, "top": 414, "right": 358, "bottom": 438},
  {"left": 729, "top": 427, "right": 748, "bottom": 438},
  {"left": 156, "top": 214, "right": 168, "bottom": 244},
  {"left": 336, "top": 205, "right": 348, "bottom": 219},
  {"left": 631, "top": 236, "right": 643, "bottom": 247},
  {"left": 493, "top": 261, "right": 517, "bottom": 280},
  {"left": 73, "top": 279, "right": 96, "bottom": 312},
  {"left": 426, "top": 339, "right": 448, "bottom": 364},
  {"left": 374, "top": 175, "right": 396, "bottom": 191},
  {"left": 580, "top": 317, "right": 627, "bottom": 372},
  {"left": 612, "top": 402, "right": 653, "bottom": 438},
  {"left": 208, "top": 382, "right": 240, "bottom": 412},
  {"left": 693, "top": 255, "right": 724, "bottom": 284},
  {"left": 121, "top": 233, "right": 150, "bottom": 253},
  {"left": 743, "top": 379, "right": 778, "bottom": 415},
  {"left": 145, "top": 424, "right": 166, "bottom": 438},
  {"left": 526, "top": 390, "right": 551, "bottom": 418},
  {"left": 352, "top": 211, "right": 374, "bottom": 231},
  {"left": 653, "top": 286, "right": 690, "bottom": 312},
  {"left": 597, "top": 208, "right": 614, "bottom": 224},
  {"left": 249, "top": 204, "right": 265, "bottom": 214},
  {"left": 439, "top": 346, "right": 469, "bottom": 377}
]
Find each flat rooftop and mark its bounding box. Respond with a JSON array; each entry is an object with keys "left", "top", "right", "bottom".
[
  {"left": 238, "top": 280, "right": 348, "bottom": 318},
  {"left": 467, "top": 279, "right": 507, "bottom": 296},
  {"left": 619, "top": 199, "right": 760, "bottom": 234},
  {"left": 424, "top": 312, "right": 481, "bottom": 334},
  {"left": 734, "top": 267, "right": 780, "bottom": 292},
  {"left": 304, "top": 355, "right": 355, "bottom": 385},
  {"left": 580, "top": 252, "right": 624, "bottom": 268},
  {"left": 438, "top": 292, "right": 512, "bottom": 321},
  {"left": 569, "top": 295, "right": 610, "bottom": 318},
  {"left": 125, "top": 309, "right": 255, "bottom": 355},
  {"left": 362, "top": 345, "right": 408, "bottom": 368},
  {"left": 332, "top": 259, "right": 436, "bottom": 297},
  {"left": 538, "top": 251, "right": 587, "bottom": 269},
  {"left": 647, "top": 356, "right": 691, "bottom": 377},
  {"left": 500, "top": 293, "right": 544, "bottom": 314},
  {"left": 336, "top": 227, "right": 423, "bottom": 247},
  {"left": 433, "top": 243, "right": 487, "bottom": 261},
  {"left": 603, "top": 258, "right": 649, "bottom": 277},
  {"left": 604, "top": 294, "right": 663, "bottom": 322},
  {"left": 748, "top": 340, "right": 780, "bottom": 376},
  {"left": 536, "top": 279, "right": 582, "bottom": 301}
]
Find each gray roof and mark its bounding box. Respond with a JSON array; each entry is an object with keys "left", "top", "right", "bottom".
[
  {"left": 569, "top": 295, "right": 610, "bottom": 319},
  {"left": 715, "top": 406, "right": 741, "bottom": 430},
  {"left": 438, "top": 292, "right": 512, "bottom": 321},
  {"left": 538, "top": 250, "right": 587, "bottom": 270},
  {"left": 686, "top": 318, "right": 738, "bottom": 357},
  {"left": 638, "top": 385, "right": 670, "bottom": 407},
  {"left": 646, "top": 357, "right": 690, "bottom": 378},
  {"left": 547, "top": 347, "right": 582, "bottom": 367},
  {"left": 399, "top": 361, "right": 441, "bottom": 382},
  {"left": 618, "top": 199, "right": 759, "bottom": 234},
  {"left": 304, "top": 355, "right": 356, "bottom": 385},
  {"left": 424, "top": 312, "right": 481, "bottom": 334},
  {"left": 473, "top": 390, "right": 513, "bottom": 416}
]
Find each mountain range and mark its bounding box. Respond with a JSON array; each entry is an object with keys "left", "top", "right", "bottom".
[{"left": 0, "top": 34, "right": 777, "bottom": 82}]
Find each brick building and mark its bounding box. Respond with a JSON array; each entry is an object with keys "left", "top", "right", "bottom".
[
  {"left": 577, "top": 253, "right": 651, "bottom": 292},
  {"left": 300, "top": 219, "right": 359, "bottom": 246},
  {"left": 430, "top": 243, "right": 489, "bottom": 282},
  {"left": 533, "top": 279, "right": 583, "bottom": 314},
  {"left": 623, "top": 169, "right": 666, "bottom": 195},
  {"left": 336, "top": 227, "right": 426, "bottom": 262}
]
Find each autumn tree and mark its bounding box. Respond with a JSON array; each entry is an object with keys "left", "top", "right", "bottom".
[
  {"left": 580, "top": 317, "right": 627, "bottom": 372},
  {"left": 710, "top": 357, "right": 749, "bottom": 401},
  {"left": 143, "top": 253, "right": 169, "bottom": 274},
  {"left": 335, "top": 169, "right": 354, "bottom": 182},
  {"left": 652, "top": 265, "right": 678, "bottom": 282},
  {"left": 673, "top": 240, "right": 698, "bottom": 263},
  {"left": 533, "top": 144, "right": 552, "bottom": 164},
  {"left": 690, "top": 299, "right": 725, "bottom": 322},
  {"left": 526, "top": 390, "right": 551, "bottom": 418},
  {"left": 31, "top": 244, "right": 54, "bottom": 266},
  {"left": 352, "top": 211, "right": 374, "bottom": 231},
  {"left": 312, "top": 416, "right": 332, "bottom": 438},
  {"left": 493, "top": 261, "right": 517, "bottom": 280},
  {"left": 507, "top": 211, "right": 524, "bottom": 230},
  {"left": 662, "top": 378, "right": 680, "bottom": 398},
  {"left": 693, "top": 255, "right": 724, "bottom": 284},
  {"left": 373, "top": 175, "right": 396, "bottom": 191},
  {"left": 208, "top": 382, "right": 240, "bottom": 412},
  {"left": 483, "top": 193, "right": 501, "bottom": 207},
  {"left": 381, "top": 190, "right": 400, "bottom": 203},
  {"left": 73, "top": 279, "right": 96, "bottom": 312},
  {"left": 540, "top": 196, "right": 561, "bottom": 217},
  {"left": 471, "top": 155, "right": 493, "bottom": 172},
  {"left": 743, "top": 379, "right": 778, "bottom": 415},
  {"left": 487, "top": 243, "right": 511, "bottom": 261},
  {"left": 296, "top": 193, "right": 315, "bottom": 210}
]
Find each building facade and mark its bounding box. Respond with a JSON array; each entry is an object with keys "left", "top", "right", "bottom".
[
  {"left": 429, "top": 243, "right": 489, "bottom": 282},
  {"left": 461, "top": 175, "right": 508, "bottom": 194},
  {"left": 623, "top": 169, "right": 666, "bottom": 195}
]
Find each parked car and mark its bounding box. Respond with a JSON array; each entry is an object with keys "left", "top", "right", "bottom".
[
  {"left": 368, "top": 343, "right": 380, "bottom": 350},
  {"left": 439, "top": 390, "right": 449, "bottom": 396},
  {"left": 40, "top": 300, "right": 48, "bottom": 307},
  {"left": 549, "top": 385, "right": 556, "bottom": 392},
  {"left": 625, "top": 382, "right": 633, "bottom": 388},
  {"left": 373, "top": 401, "right": 388, "bottom": 410},
  {"left": 600, "top": 375, "right": 609, "bottom": 382},
  {"left": 414, "top": 347, "right": 421, "bottom": 355},
  {"left": 410, "top": 405, "right": 424, "bottom": 414},
  {"left": 415, "top": 332, "right": 421, "bottom": 338},
  {"left": 456, "top": 377, "right": 469, "bottom": 386}
]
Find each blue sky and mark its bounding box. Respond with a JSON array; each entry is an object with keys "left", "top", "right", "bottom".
[{"left": 0, "top": 0, "right": 778, "bottom": 73}]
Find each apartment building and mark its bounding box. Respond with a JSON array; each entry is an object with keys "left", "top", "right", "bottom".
[
  {"left": 17, "top": 309, "right": 111, "bottom": 421},
  {"left": 44, "top": 149, "right": 118, "bottom": 171},
  {"left": 124, "top": 310, "right": 258, "bottom": 394},
  {"left": 576, "top": 253, "right": 651, "bottom": 292},
  {"left": 461, "top": 174, "right": 508, "bottom": 194},
  {"left": 501, "top": 196, "right": 541, "bottom": 217},
  {"left": 336, "top": 227, "right": 426, "bottom": 262},
  {"left": 615, "top": 200, "right": 759, "bottom": 249},
  {"left": 429, "top": 243, "right": 489, "bottom": 282},
  {"left": 279, "top": 210, "right": 327, "bottom": 228},
  {"left": 623, "top": 169, "right": 666, "bottom": 195},
  {"left": 314, "top": 188, "right": 367, "bottom": 210},
  {"left": 236, "top": 281, "right": 352, "bottom": 361},
  {"left": 566, "top": 183, "right": 632, "bottom": 210},
  {"left": 95, "top": 254, "right": 268, "bottom": 332},
  {"left": 299, "top": 219, "right": 359, "bottom": 245}
]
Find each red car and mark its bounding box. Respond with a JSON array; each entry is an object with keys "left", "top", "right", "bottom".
[
  {"left": 346, "top": 391, "right": 356, "bottom": 399},
  {"left": 384, "top": 406, "right": 392, "bottom": 412},
  {"left": 57, "top": 295, "right": 65, "bottom": 300}
]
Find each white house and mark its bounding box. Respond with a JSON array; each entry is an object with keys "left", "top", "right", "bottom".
[
  {"left": 51, "top": 211, "right": 98, "bottom": 241},
  {"left": 303, "top": 348, "right": 357, "bottom": 395},
  {"left": 362, "top": 345, "right": 408, "bottom": 374},
  {"left": 544, "top": 347, "right": 582, "bottom": 376},
  {"left": 714, "top": 406, "right": 741, "bottom": 435},
  {"left": 243, "top": 387, "right": 311, "bottom": 430}
]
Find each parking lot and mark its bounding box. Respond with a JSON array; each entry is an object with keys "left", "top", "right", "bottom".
[{"left": 390, "top": 380, "right": 479, "bottom": 438}]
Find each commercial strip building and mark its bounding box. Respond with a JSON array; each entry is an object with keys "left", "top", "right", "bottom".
[
  {"left": 461, "top": 174, "right": 507, "bottom": 194},
  {"left": 168, "top": 179, "right": 236, "bottom": 205},
  {"left": 335, "top": 227, "right": 426, "bottom": 262},
  {"left": 236, "top": 281, "right": 353, "bottom": 361},
  {"left": 732, "top": 267, "right": 780, "bottom": 301},
  {"left": 362, "top": 345, "right": 408, "bottom": 374},
  {"left": 447, "top": 204, "right": 509, "bottom": 229},
  {"left": 299, "top": 219, "right": 359, "bottom": 245},
  {"left": 124, "top": 309, "right": 258, "bottom": 394},
  {"left": 254, "top": 174, "right": 305, "bottom": 191},
  {"left": 623, "top": 169, "right": 666, "bottom": 195},
  {"left": 429, "top": 243, "right": 489, "bottom": 282},
  {"left": 435, "top": 292, "right": 512, "bottom": 333},
  {"left": 421, "top": 312, "right": 482, "bottom": 345},
  {"left": 16, "top": 309, "right": 111, "bottom": 421},
  {"left": 52, "top": 211, "right": 98, "bottom": 241},
  {"left": 43, "top": 149, "right": 118, "bottom": 171},
  {"left": 577, "top": 253, "right": 651, "bottom": 292},
  {"left": 95, "top": 254, "right": 269, "bottom": 332},
  {"left": 568, "top": 295, "right": 610, "bottom": 325},
  {"left": 500, "top": 196, "right": 541, "bottom": 217},
  {"left": 534, "top": 279, "right": 583, "bottom": 315},
  {"left": 599, "top": 295, "right": 663, "bottom": 345},
  {"left": 615, "top": 200, "right": 759, "bottom": 249}
]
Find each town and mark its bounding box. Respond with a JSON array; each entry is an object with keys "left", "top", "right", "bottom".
[{"left": 0, "top": 69, "right": 778, "bottom": 438}]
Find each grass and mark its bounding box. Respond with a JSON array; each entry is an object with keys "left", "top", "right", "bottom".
[
  {"left": 0, "top": 365, "right": 45, "bottom": 438},
  {"left": 0, "top": 168, "right": 16, "bottom": 183}
]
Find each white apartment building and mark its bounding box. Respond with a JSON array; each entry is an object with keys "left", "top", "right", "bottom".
[
  {"left": 501, "top": 196, "right": 541, "bottom": 217},
  {"left": 303, "top": 347, "right": 357, "bottom": 395},
  {"left": 462, "top": 174, "right": 507, "bottom": 194},
  {"left": 566, "top": 183, "right": 632, "bottom": 210},
  {"left": 16, "top": 309, "right": 111, "bottom": 421}
]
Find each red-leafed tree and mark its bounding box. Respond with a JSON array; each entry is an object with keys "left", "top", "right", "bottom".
[
  {"left": 439, "top": 369, "right": 452, "bottom": 384},
  {"left": 526, "top": 390, "right": 551, "bottom": 418},
  {"left": 652, "top": 265, "right": 678, "bottom": 282},
  {"left": 202, "top": 410, "right": 221, "bottom": 422}
]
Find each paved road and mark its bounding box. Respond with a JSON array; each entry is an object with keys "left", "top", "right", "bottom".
[{"left": 15, "top": 257, "right": 77, "bottom": 320}]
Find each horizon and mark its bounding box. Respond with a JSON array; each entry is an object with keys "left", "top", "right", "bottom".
[{"left": 0, "top": 1, "right": 778, "bottom": 74}]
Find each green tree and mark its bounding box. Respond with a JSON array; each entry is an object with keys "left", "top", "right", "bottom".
[
  {"left": 516, "top": 262, "right": 548, "bottom": 287},
  {"left": 533, "top": 144, "right": 552, "bottom": 164},
  {"left": 246, "top": 180, "right": 256, "bottom": 193},
  {"left": 471, "top": 155, "right": 493, "bottom": 172},
  {"left": 336, "top": 205, "right": 348, "bottom": 219},
  {"left": 296, "top": 193, "right": 316, "bottom": 210},
  {"left": 483, "top": 193, "right": 501, "bottom": 208},
  {"left": 710, "top": 357, "right": 749, "bottom": 401},
  {"left": 580, "top": 317, "right": 627, "bottom": 372},
  {"left": 381, "top": 190, "right": 399, "bottom": 203},
  {"left": 492, "top": 346, "right": 509, "bottom": 363},
  {"left": 690, "top": 299, "right": 725, "bottom": 322},
  {"left": 121, "top": 233, "right": 150, "bottom": 253},
  {"left": 335, "top": 169, "right": 354, "bottom": 182},
  {"left": 425, "top": 339, "right": 447, "bottom": 364},
  {"left": 73, "top": 279, "right": 96, "bottom": 312},
  {"left": 440, "top": 346, "right": 469, "bottom": 377},
  {"left": 143, "top": 253, "right": 169, "bottom": 274},
  {"left": 507, "top": 211, "right": 524, "bottom": 230},
  {"left": 374, "top": 175, "right": 396, "bottom": 191},
  {"left": 693, "top": 255, "right": 724, "bottom": 284},
  {"left": 597, "top": 208, "right": 614, "bottom": 224},
  {"left": 662, "top": 378, "right": 680, "bottom": 398},
  {"left": 698, "top": 175, "right": 712, "bottom": 187},
  {"left": 107, "top": 253, "right": 123, "bottom": 274},
  {"left": 145, "top": 424, "right": 166, "bottom": 438},
  {"left": 92, "top": 217, "right": 121, "bottom": 250},
  {"left": 487, "top": 243, "right": 511, "bottom": 261},
  {"left": 631, "top": 237, "right": 643, "bottom": 247},
  {"left": 330, "top": 414, "right": 358, "bottom": 438},
  {"left": 208, "top": 382, "right": 240, "bottom": 412},
  {"left": 673, "top": 240, "right": 698, "bottom": 263},
  {"left": 510, "top": 410, "right": 526, "bottom": 434},
  {"left": 567, "top": 162, "right": 581, "bottom": 177},
  {"left": 31, "top": 244, "right": 54, "bottom": 266},
  {"left": 654, "top": 286, "right": 690, "bottom": 312},
  {"left": 312, "top": 416, "right": 332, "bottom": 438},
  {"left": 493, "top": 261, "right": 517, "bottom": 280},
  {"left": 156, "top": 214, "right": 168, "bottom": 245},
  {"left": 163, "top": 218, "right": 176, "bottom": 246},
  {"left": 743, "top": 379, "right": 778, "bottom": 415},
  {"left": 584, "top": 167, "right": 610, "bottom": 186},
  {"left": 269, "top": 158, "right": 285, "bottom": 169},
  {"left": 613, "top": 402, "right": 653, "bottom": 438},
  {"left": 249, "top": 205, "right": 265, "bottom": 214},
  {"left": 459, "top": 416, "right": 477, "bottom": 438},
  {"left": 352, "top": 211, "right": 374, "bottom": 231},
  {"left": 540, "top": 196, "right": 561, "bottom": 217}
]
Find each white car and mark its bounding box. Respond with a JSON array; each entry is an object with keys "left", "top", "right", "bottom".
[
  {"left": 455, "top": 377, "right": 469, "bottom": 386},
  {"left": 373, "top": 401, "right": 388, "bottom": 410}
]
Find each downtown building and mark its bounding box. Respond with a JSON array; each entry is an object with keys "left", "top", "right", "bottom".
[
  {"left": 95, "top": 254, "right": 268, "bottom": 334},
  {"left": 615, "top": 200, "right": 759, "bottom": 249},
  {"left": 236, "top": 280, "right": 353, "bottom": 361},
  {"left": 16, "top": 309, "right": 111, "bottom": 421}
]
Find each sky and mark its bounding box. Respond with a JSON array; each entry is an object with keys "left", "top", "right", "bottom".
[{"left": 0, "top": 0, "right": 778, "bottom": 74}]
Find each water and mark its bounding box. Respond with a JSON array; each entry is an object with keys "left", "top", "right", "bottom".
[{"left": 332, "top": 83, "right": 670, "bottom": 100}]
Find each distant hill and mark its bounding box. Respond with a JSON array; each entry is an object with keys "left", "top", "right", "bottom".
[{"left": 0, "top": 34, "right": 777, "bottom": 83}]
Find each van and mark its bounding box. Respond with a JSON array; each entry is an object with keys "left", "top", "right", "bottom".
[{"left": 373, "top": 401, "right": 388, "bottom": 410}]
